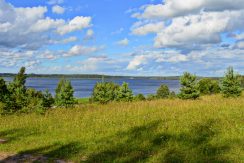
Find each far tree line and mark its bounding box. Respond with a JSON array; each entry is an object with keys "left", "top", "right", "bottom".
[{"left": 0, "top": 67, "right": 243, "bottom": 114}]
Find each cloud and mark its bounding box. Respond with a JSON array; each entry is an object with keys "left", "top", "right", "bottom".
[
  {"left": 126, "top": 46, "right": 244, "bottom": 76},
  {"left": 47, "top": 0, "right": 64, "bottom": 5},
  {"left": 154, "top": 10, "right": 244, "bottom": 48},
  {"left": 84, "top": 29, "right": 94, "bottom": 40},
  {"left": 131, "top": 0, "right": 244, "bottom": 50},
  {"left": 57, "top": 16, "right": 92, "bottom": 35},
  {"left": 235, "top": 41, "right": 244, "bottom": 49},
  {"left": 64, "top": 45, "right": 100, "bottom": 57},
  {"left": 52, "top": 5, "right": 65, "bottom": 14},
  {"left": 117, "top": 38, "right": 129, "bottom": 46},
  {"left": 132, "top": 22, "right": 164, "bottom": 35},
  {"left": 127, "top": 55, "right": 148, "bottom": 70},
  {"left": 135, "top": 0, "right": 244, "bottom": 20},
  {"left": 0, "top": 0, "right": 92, "bottom": 50}
]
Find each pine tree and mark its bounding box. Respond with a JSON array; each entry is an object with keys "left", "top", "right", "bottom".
[
  {"left": 221, "top": 67, "right": 242, "bottom": 98},
  {"left": 116, "top": 82, "right": 133, "bottom": 102},
  {"left": 197, "top": 78, "right": 220, "bottom": 95},
  {"left": 42, "top": 89, "right": 54, "bottom": 108},
  {"left": 0, "top": 78, "right": 8, "bottom": 102},
  {"left": 156, "top": 85, "right": 170, "bottom": 99},
  {"left": 55, "top": 79, "right": 75, "bottom": 107},
  {"left": 178, "top": 72, "right": 200, "bottom": 100},
  {"left": 7, "top": 67, "right": 28, "bottom": 111},
  {"left": 91, "top": 82, "right": 119, "bottom": 104}
]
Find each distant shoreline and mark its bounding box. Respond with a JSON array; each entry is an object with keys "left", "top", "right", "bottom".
[{"left": 0, "top": 73, "right": 223, "bottom": 80}]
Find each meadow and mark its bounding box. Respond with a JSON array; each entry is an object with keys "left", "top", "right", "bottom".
[{"left": 0, "top": 94, "right": 243, "bottom": 162}]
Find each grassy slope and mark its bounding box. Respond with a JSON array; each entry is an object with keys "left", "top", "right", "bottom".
[{"left": 0, "top": 95, "right": 243, "bottom": 162}]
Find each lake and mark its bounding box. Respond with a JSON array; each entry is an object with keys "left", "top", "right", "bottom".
[{"left": 4, "top": 77, "right": 180, "bottom": 98}]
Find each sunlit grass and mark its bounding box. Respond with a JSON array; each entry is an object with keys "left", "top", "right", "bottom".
[{"left": 0, "top": 94, "right": 244, "bottom": 162}]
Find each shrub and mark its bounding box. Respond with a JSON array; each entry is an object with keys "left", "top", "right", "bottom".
[
  {"left": 240, "top": 76, "right": 244, "bottom": 89},
  {"left": 156, "top": 84, "right": 170, "bottom": 99},
  {"left": 134, "top": 94, "right": 146, "bottom": 101},
  {"left": 91, "top": 82, "right": 119, "bottom": 104},
  {"left": 6, "top": 67, "right": 28, "bottom": 112},
  {"left": 178, "top": 72, "right": 200, "bottom": 100},
  {"left": 221, "top": 67, "right": 242, "bottom": 98},
  {"left": 115, "top": 82, "right": 134, "bottom": 102},
  {"left": 147, "top": 94, "right": 157, "bottom": 101},
  {"left": 197, "top": 78, "right": 220, "bottom": 95},
  {"left": 0, "top": 78, "right": 9, "bottom": 102},
  {"left": 42, "top": 90, "right": 54, "bottom": 108},
  {"left": 169, "top": 91, "right": 177, "bottom": 98},
  {"left": 55, "top": 78, "right": 75, "bottom": 107},
  {"left": 0, "top": 102, "right": 5, "bottom": 114},
  {"left": 20, "top": 88, "right": 44, "bottom": 113}
]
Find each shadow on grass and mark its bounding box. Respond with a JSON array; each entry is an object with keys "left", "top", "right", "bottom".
[
  {"left": 0, "top": 128, "right": 41, "bottom": 143},
  {"left": 0, "top": 119, "right": 237, "bottom": 162},
  {"left": 86, "top": 119, "right": 233, "bottom": 163},
  {"left": 1, "top": 142, "right": 84, "bottom": 162}
]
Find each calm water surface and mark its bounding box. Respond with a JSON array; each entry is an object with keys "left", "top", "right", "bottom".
[{"left": 4, "top": 77, "right": 180, "bottom": 98}]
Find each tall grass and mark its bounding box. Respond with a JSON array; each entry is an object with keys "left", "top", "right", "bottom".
[{"left": 0, "top": 94, "right": 244, "bottom": 162}]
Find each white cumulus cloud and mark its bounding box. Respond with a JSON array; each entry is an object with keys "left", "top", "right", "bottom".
[{"left": 52, "top": 5, "right": 65, "bottom": 14}]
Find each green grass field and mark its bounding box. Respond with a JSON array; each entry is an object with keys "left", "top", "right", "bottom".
[{"left": 0, "top": 94, "right": 244, "bottom": 162}]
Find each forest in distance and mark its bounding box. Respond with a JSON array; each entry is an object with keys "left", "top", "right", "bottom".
[{"left": 0, "top": 73, "right": 222, "bottom": 80}]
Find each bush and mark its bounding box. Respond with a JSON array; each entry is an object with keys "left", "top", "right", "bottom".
[
  {"left": 240, "top": 76, "right": 244, "bottom": 89},
  {"left": 221, "top": 67, "right": 242, "bottom": 98},
  {"left": 197, "top": 78, "right": 220, "bottom": 95},
  {"left": 42, "top": 90, "right": 54, "bottom": 108},
  {"left": 169, "top": 91, "right": 177, "bottom": 99},
  {"left": 115, "top": 82, "right": 134, "bottom": 102},
  {"left": 55, "top": 78, "right": 75, "bottom": 107},
  {"left": 134, "top": 94, "right": 146, "bottom": 101},
  {"left": 6, "top": 67, "right": 28, "bottom": 112},
  {"left": 91, "top": 82, "right": 119, "bottom": 104},
  {"left": 146, "top": 94, "right": 157, "bottom": 101},
  {"left": 0, "top": 78, "right": 9, "bottom": 102},
  {"left": 178, "top": 72, "right": 200, "bottom": 100},
  {"left": 0, "top": 102, "right": 5, "bottom": 114},
  {"left": 156, "top": 85, "right": 170, "bottom": 99}
]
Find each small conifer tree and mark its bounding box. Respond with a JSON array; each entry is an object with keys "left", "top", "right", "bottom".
[
  {"left": 0, "top": 78, "right": 8, "bottom": 102},
  {"left": 116, "top": 82, "right": 134, "bottom": 102},
  {"left": 156, "top": 84, "right": 170, "bottom": 99},
  {"left": 197, "top": 78, "right": 220, "bottom": 95},
  {"left": 221, "top": 67, "right": 242, "bottom": 98},
  {"left": 178, "top": 72, "right": 200, "bottom": 100},
  {"left": 91, "top": 82, "right": 119, "bottom": 104},
  {"left": 42, "top": 89, "right": 54, "bottom": 108},
  {"left": 55, "top": 78, "right": 75, "bottom": 107}
]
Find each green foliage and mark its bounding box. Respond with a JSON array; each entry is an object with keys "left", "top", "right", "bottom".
[
  {"left": 19, "top": 88, "right": 44, "bottom": 113},
  {"left": 115, "top": 82, "right": 134, "bottom": 102},
  {"left": 240, "top": 76, "right": 244, "bottom": 89},
  {"left": 6, "top": 67, "right": 28, "bottom": 111},
  {"left": 221, "top": 67, "right": 242, "bottom": 98},
  {"left": 146, "top": 94, "right": 157, "bottom": 101},
  {"left": 42, "top": 90, "right": 54, "bottom": 108},
  {"left": 0, "top": 102, "right": 5, "bottom": 114},
  {"left": 91, "top": 82, "right": 119, "bottom": 104},
  {"left": 178, "top": 72, "right": 200, "bottom": 100},
  {"left": 55, "top": 78, "right": 75, "bottom": 107},
  {"left": 134, "top": 94, "right": 146, "bottom": 101},
  {"left": 156, "top": 85, "right": 170, "bottom": 99},
  {"left": 197, "top": 78, "right": 220, "bottom": 95},
  {"left": 169, "top": 91, "right": 176, "bottom": 99},
  {"left": 0, "top": 78, "right": 9, "bottom": 102},
  {"left": 13, "top": 67, "right": 27, "bottom": 88}
]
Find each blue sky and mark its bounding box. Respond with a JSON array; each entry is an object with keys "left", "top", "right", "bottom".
[{"left": 0, "top": 0, "right": 243, "bottom": 76}]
